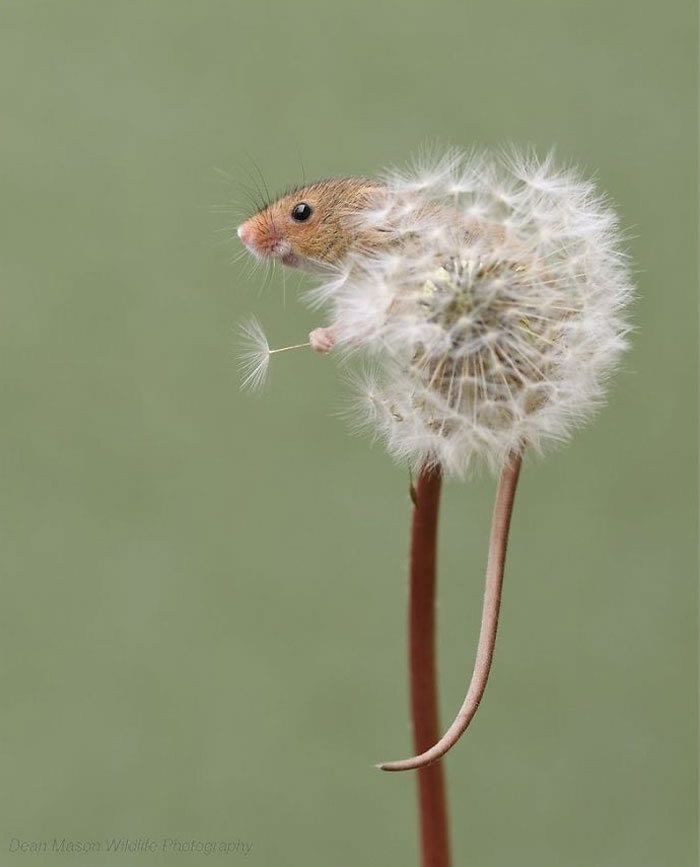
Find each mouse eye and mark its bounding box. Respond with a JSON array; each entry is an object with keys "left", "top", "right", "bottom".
[{"left": 291, "top": 202, "right": 313, "bottom": 222}]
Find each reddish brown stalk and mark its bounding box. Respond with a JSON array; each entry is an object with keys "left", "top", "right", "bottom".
[
  {"left": 405, "top": 464, "right": 451, "bottom": 867},
  {"left": 379, "top": 450, "right": 523, "bottom": 773}
]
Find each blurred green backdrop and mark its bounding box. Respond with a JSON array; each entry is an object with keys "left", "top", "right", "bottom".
[{"left": 1, "top": 2, "right": 697, "bottom": 865}]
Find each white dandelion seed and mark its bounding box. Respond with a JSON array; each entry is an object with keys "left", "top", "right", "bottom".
[
  {"left": 237, "top": 316, "right": 311, "bottom": 391},
  {"left": 237, "top": 316, "right": 272, "bottom": 391}
]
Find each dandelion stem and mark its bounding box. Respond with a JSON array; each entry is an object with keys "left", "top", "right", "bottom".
[
  {"left": 378, "top": 450, "right": 522, "bottom": 772},
  {"left": 406, "top": 464, "right": 451, "bottom": 867}
]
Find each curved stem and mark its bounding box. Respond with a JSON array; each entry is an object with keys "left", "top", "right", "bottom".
[
  {"left": 378, "top": 450, "right": 523, "bottom": 772},
  {"left": 407, "top": 465, "right": 451, "bottom": 867}
]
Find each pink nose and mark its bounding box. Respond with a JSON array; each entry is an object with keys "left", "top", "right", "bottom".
[{"left": 237, "top": 224, "right": 252, "bottom": 245}]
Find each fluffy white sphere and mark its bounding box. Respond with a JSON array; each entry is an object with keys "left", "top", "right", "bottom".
[{"left": 311, "top": 149, "right": 634, "bottom": 477}]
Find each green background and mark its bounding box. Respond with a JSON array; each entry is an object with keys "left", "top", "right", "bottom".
[{"left": 1, "top": 1, "right": 697, "bottom": 865}]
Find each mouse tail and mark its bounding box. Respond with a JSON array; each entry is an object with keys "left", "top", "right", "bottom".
[{"left": 377, "top": 450, "right": 523, "bottom": 772}]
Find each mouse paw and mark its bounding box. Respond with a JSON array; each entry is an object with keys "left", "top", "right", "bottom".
[{"left": 309, "top": 326, "right": 336, "bottom": 354}]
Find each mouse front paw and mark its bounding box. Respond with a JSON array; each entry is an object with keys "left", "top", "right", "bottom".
[{"left": 309, "top": 326, "right": 336, "bottom": 354}]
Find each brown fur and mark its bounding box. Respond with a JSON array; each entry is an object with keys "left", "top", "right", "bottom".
[{"left": 238, "top": 177, "right": 386, "bottom": 268}]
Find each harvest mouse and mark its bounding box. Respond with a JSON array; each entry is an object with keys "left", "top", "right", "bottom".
[{"left": 236, "top": 177, "right": 387, "bottom": 353}]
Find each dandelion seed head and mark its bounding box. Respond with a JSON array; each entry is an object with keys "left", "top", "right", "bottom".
[{"left": 315, "top": 148, "right": 634, "bottom": 477}]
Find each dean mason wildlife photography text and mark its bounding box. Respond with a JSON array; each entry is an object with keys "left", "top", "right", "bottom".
[{"left": 8, "top": 837, "right": 253, "bottom": 856}]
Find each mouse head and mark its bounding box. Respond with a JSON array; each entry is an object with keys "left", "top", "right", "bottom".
[{"left": 237, "top": 177, "right": 384, "bottom": 269}]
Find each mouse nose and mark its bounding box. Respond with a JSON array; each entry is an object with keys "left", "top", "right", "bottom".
[{"left": 237, "top": 223, "right": 252, "bottom": 245}]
